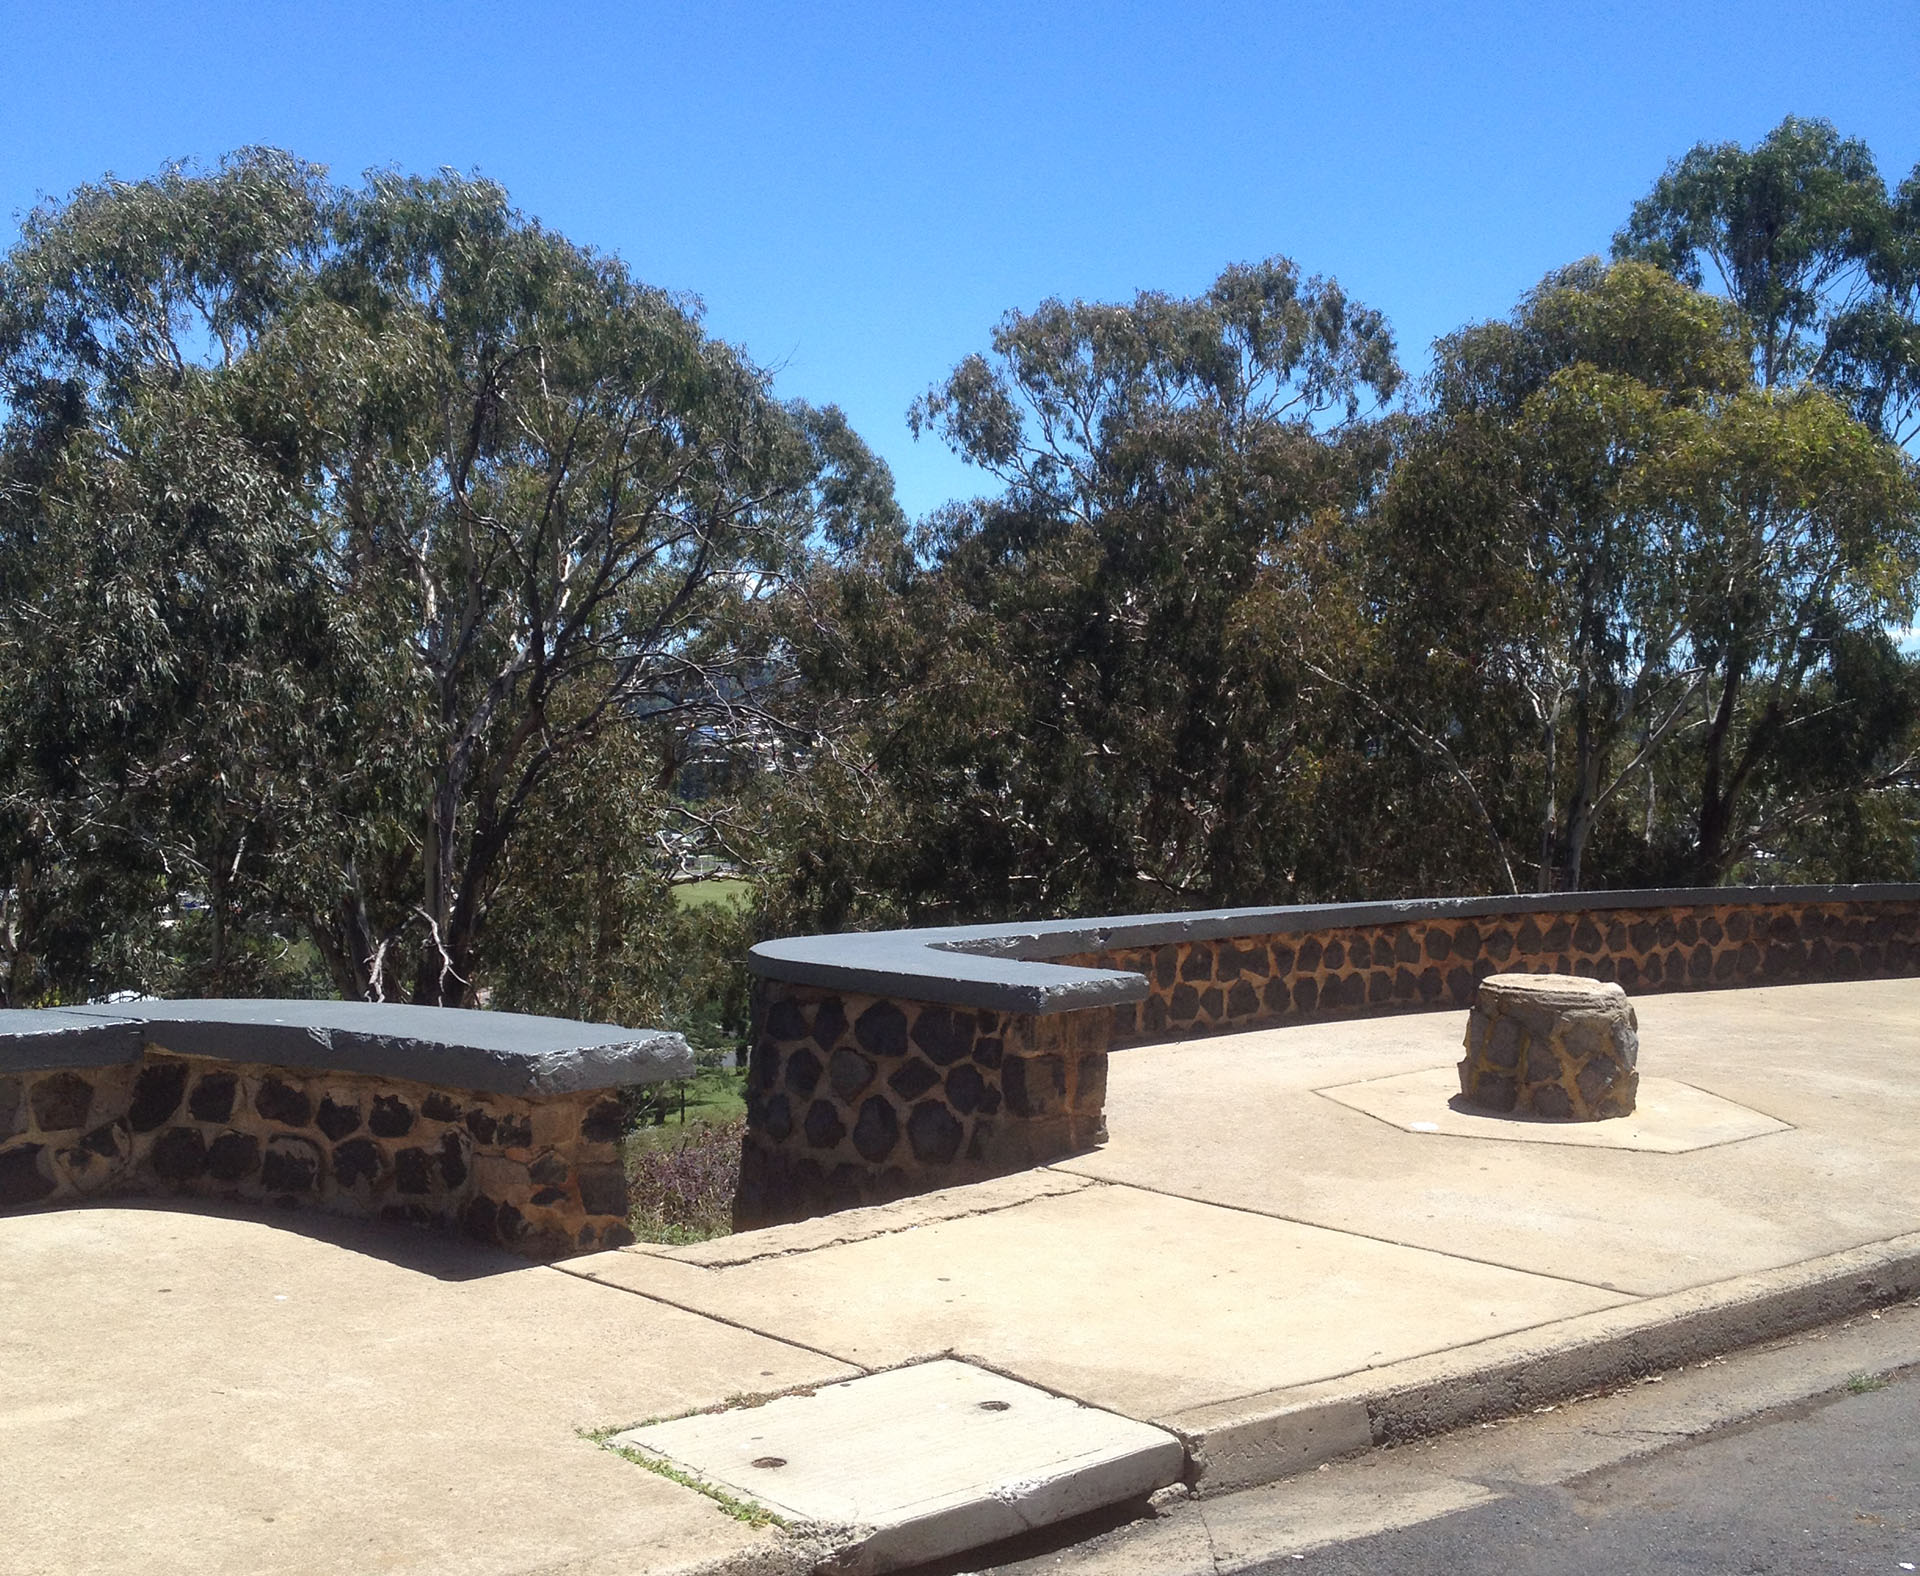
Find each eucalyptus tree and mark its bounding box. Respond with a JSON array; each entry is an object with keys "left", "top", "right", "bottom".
[
  {"left": 1615, "top": 115, "right": 1920, "bottom": 446},
  {"left": 0, "top": 150, "right": 895, "bottom": 1008},
  {"left": 778, "top": 257, "right": 1403, "bottom": 923},
  {"left": 1375, "top": 261, "right": 1752, "bottom": 890}
]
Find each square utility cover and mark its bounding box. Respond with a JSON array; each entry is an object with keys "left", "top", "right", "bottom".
[{"left": 609, "top": 1358, "right": 1184, "bottom": 1573}]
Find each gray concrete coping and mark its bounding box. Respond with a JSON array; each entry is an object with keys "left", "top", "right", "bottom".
[
  {"left": 747, "top": 883, "right": 1920, "bottom": 1014},
  {"left": 0, "top": 998, "right": 693, "bottom": 1096}
]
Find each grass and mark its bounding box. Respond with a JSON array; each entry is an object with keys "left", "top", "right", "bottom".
[
  {"left": 672, "top": 877, "right": 749, "bottom": 912},
  {"left": 583, "top": 1429, "right": 788, "bottom": 1529},
  {"left": 1846, "top": 1372, "right": 1891, "bottom": 1394}
]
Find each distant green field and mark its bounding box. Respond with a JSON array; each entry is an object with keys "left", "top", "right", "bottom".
[{"left": 673, "top": 877, "right": 749, "bottom": 912}]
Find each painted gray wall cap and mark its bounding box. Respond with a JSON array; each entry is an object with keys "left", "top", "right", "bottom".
[
  {"left": 749, "top": 883, "right": 1920, "bottom": 1014},
  {"left": 0, "top": 1009, "right": 145, "bottom": 1073},
  {"left": 17, "top": 999, "right": 695, "bottom": 1096}
]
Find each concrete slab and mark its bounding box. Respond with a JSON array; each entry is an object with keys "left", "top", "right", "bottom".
[
  {"left": 1317, "top": 1067, "right": 1789, "bottom": 1152},
  {"left": 565, "top": 1183, "right": 1631, "bottom": 1420},
  {"left": 1057, "top": 979, "right": 1920, "bottom": 1296},
  {"left": 610, "top": 1359, "right": 1184, "bottom": 1574},
  {"left": 0, "top": 1203, "right": 857, "bottom": 1576}
]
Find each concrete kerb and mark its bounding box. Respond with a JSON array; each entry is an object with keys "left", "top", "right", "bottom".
[{"left": 1168, "top": 1228, "right": 1920, "bottom": 1496}]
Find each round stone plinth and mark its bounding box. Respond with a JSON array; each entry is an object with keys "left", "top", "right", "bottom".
[{"left": 1457, "top": 973, "right": 1639, "bottom": 1120}]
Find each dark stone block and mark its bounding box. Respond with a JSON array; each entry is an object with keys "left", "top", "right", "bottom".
[
  {"left": 1725, "top": 910, "right": 1751, "bottom": 942},
  {"left": 30, "top": 1071, "right": 93, "bottom": 1133},
  {"left": 1514, "top": 919, "right": 1543, "bottom": 955},
  {"left": 1529, "top": 1084, "right": 1573, "bottom": 1120},
  {"left": 1369, "top": 970, "right": 1393, "bottom": 1004},
  {"left": 946, "top": 1062, "right": 986, "bottom": 1115},
  {"left": 1297, "top": 938, "right": 1323, "bottom": 972},
  {"left": 1195, "top": 986, "right": 1220, "bottom": 1019},
  {"left": 187, "top": 1073, "right": 236, "bottom": 1124},
  {"left": 1446, "top": 966, "right": 1475, "bottom": 1004},
  {"left": 1003, "top": 1054, "right": 1065, "bottom": 1118},
  {"left": 1074, "top": 1052, "right": 1108, "bottom": 1113},
  {"left": 888, "top": 1056, "right": 942, "bottom": 1102},
  {"left": 1676, "top": 915, "right": 1700, "bottom": 945},
  {"left": 852, "top": 1096, "right": 899, "bottom": 1163},
  {"left": 1572, "top": 919, "right": 1602, "bottom": 952},
  {"left": 330, "top": 1137, "right": 382, "bottom": 1188},
  {"left": 207, "top": 1131, "right": 261, "bottom": 1182},
  {"left": 1153, "top": 948, "right": 1178, "bottom": 988},
  {"left": 579, "top": 1101, "right": 621, "bottom": 1145},
  {"left": 1292, "top": 976, "right": 1319, "bottom": 1013},
  {"left": 261, "top": 1136, "right": 321, "bottom": 1193},
  {"left": 828, "top": 1047, "right": 875, "bottom": 1100},
  {"left": 465, "top": 1108, "right": 498, "bottom": 1144},
  {"left": 529, "top": 1150, "right": 569, "bottom": 1186},
  {"left": 1690, "top": 945, "right": 1714, "bottom": 980},
  {"left": 0, "top": 1076, "right": 19, "bottom": 1138},
  {"left": 1393, "top": 929, "right": 1421, "bottom": 963},
  {"left": 438, "top": 1130, "right": 468, "bottom": 1188},
  {"left": 315, "top": 1096, "right": 362, "bottom": 1141},
  {"left": 0, "top": 1143, "right": 54, "bottom": 1206},
  {"left": 1262, "top": 980, "right": 1288, "bottom": 1014},
  {"left": 1542, "top": 919, "right": 1572, "bottom": 950},
  {"left": 421, "top": 1091, "right": 461, "bottom": 1123},
  {"left": 393, "top": 1147, "right": 434, "bottom": 1194},
  {"left": 762, "top": 1092, "right": 793, "bottom": 1143},
  {"left": 496, "top": 1202, "right": 528, "bottom": 1243},
  {"left": 255, "top": 1077, "right": 312, "bottom": 1130},
  {"left": 912, "top": 1005, "right": 976, "bottom": 1067},
  {"left": 854, "top": 1001, "right": 910, "bottom": 1060},
  {"left": 1111, "top": 1002, "right": 1138, "bottom": 1038},
  {"left": 1179, "top": 947, "right": 1213, "bottom": 983},
  {"left": 531, "top": 1185, "right": 567, "bottom": 1207},
  {"left": 1322, "top": 939, "right": 1346, "bottom": 970},
  {"left": 764, "top": 995, "right": 810, "bottom": 1043},
  {"left": 462, "top": 1194, "right": 499, "bottom": 1241},
  {"left": 1347, "top": 936, "right": 1373, "bottom": 969},
  {"left": 804, "top": 1099, "right": 847, "bottom": 1150},
  {"left": 749, "top": 1039, "right": 780, "bottom": 1091},
  {"left": 1168, "top": 984, "right": 1200, "bottom": 1020},
  {"left": 1425, "top": 928, "right": 1453, "bottom": 962},
  {"left": 1270, "top": 943, "right": 1296, "bottom": 975},
  {"left": 907, "top": 1101, "right": 963, "bottom": 1166},
  {"left": 784, "top": 1045, "right": 824, "bottom": 1098},
  {"left": 1227, "top": 980, "right": 1259, "bottom": 1019},
  {"left": 577, "top": 1164, "right": 627, "bottom": 1217},
  {"left": 811, "top": 998, "right": 849, "bottom": 1053},
  {"left": 128, "top": 1062, "right": 188, "bottom": 1133},
  {"left": 80, "top": 1120, "right": 124, "bottom": 1159},
  {"left": 1417, "top": 967, "right": 1443, "bottom": 1002},
  {"left": 368, "top": 1095, "right": 415, "bottom": 1138},
  {"left": 1453, "top": 922, "right": 1482, "bottom": 957},
  {"left": 149, "top": 1126, "right": 209, "bottom": 1182},
  {"left": 1616, "top": 957, "right": 1641, "bottom": 990}
]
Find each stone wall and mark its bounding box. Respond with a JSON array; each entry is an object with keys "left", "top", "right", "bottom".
[
  {"left": 736, "top": 985, "right": 1110, "bottom": 1228},
  {"left": 0, "top": 1048, "right": 635, "bottom": 1259},
  {"left": 1073, "top": 897, "right": 1920, "bottom": 1044},
  {"left": 740, "top": 895, "right": 1920, "bottom": 1225}
]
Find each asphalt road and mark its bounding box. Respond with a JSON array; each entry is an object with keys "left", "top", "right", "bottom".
[{"left": 1255, "top": 1366, "right": 1918, "bottom": 1576}]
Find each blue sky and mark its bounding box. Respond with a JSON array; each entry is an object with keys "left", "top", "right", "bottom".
[{"left": 3, "top": 1, "right": 1915, "bottom": 521}]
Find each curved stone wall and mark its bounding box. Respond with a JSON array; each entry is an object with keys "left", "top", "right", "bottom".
[
  {"left": 0, "top": 999, "right": 690, "bottom": 1258},
  {"left": 739, "top": 886, "right": 1920, "bottom": 1226}
]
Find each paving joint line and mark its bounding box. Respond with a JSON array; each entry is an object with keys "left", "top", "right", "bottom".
[
  {"left": 1049, "top": 1166, "right": 1648, "bottom": 1298},
  {"left": 544, "top": 1262, "right": 869, "bottom": 1372}
]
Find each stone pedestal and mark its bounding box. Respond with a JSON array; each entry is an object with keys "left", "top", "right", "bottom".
[{"left": 1457, "top": 973, "right": 1638, "bottom": 1120}]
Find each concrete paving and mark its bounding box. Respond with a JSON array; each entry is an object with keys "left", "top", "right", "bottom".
[
  {"left": 0, "top": 1204, "right": 855, "bottom": 1576},
  {"left": 611, "top": 1360, "right": 1184, "bottom": 1574},
  {"left": 3, "top": 977, "right": 1917, "bottom": 1575}
]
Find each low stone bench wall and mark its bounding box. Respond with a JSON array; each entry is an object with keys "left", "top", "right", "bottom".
[
  {"left": 740, "top": 884, "right": 1920, "bottom": 1226},
  {"left": 0, "top": 1000, "right": 690, "bottom": 1259}
]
